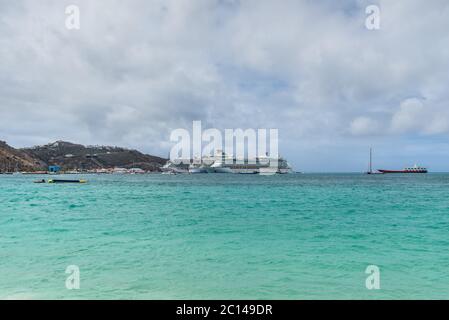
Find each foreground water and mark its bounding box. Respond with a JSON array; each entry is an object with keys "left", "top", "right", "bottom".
[{"left": 1, "top": 173, "right": 449, "bottom": 299}]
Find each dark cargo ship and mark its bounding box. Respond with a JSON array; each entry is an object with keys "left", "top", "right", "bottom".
[{"left": 378, "top": 165, "right": 428, "bottom": 174}]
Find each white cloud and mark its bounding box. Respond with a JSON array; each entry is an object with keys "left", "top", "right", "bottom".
[
  {"left": 350, "top": 116, "right": 383, "bottom": 136},
  {"left": 391, "top": 98, "right": 426, "bottom": 133},
  {"left": 391, "top": 98, "right": 449, "bottom": 135}
]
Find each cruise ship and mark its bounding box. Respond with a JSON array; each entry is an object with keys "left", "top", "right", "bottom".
[{"left": 162, "top": 150, "right": 294, "bottom": 174}]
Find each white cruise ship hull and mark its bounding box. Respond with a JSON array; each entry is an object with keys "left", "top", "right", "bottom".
[
  {"left": 210, "top": 167, "right": 233, "bottom": 173},
  {"left": 189, "top": 167, "right": 208, "bottom": 174}
]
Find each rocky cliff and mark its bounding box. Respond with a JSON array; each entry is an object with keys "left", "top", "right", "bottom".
[
  {"left": 0, "top": 140, "right": 166, "bottom": 172},
  {"left": 0, "top": 141, "right": 45, "bottom": 172}
]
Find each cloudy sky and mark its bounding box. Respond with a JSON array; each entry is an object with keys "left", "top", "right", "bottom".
[{"left": 1, "top": 0, "right": 449, "bottom": 171}]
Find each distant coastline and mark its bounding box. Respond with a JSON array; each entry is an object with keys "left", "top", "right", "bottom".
[{"left": 0, "top": 140, "right": 166, "bottom": 174}]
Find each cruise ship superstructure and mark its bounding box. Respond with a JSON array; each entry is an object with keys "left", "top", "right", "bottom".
[{"left": 162, "top": 150, "right": 294, "bottom": 174}]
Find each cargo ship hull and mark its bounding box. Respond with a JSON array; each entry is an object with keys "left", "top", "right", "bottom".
[{"left": 378, "top": 169, "right": 427, "bottom": 174}]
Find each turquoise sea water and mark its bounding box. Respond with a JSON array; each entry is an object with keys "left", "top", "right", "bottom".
[{"left": 1, "top": 173, "right": 449, "bottom": 299}]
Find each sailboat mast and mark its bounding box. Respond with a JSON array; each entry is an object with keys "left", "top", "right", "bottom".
[{"left": 369, "top": 147, "right": 373, "bottom": 173}]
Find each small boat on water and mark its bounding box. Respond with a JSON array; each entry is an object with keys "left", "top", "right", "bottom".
[
  {"left": 365, "top": 148, "right": 382, "bottom": 174},
  {"left": 48, "top": 179, "right": 88, "bottom": 184}
]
